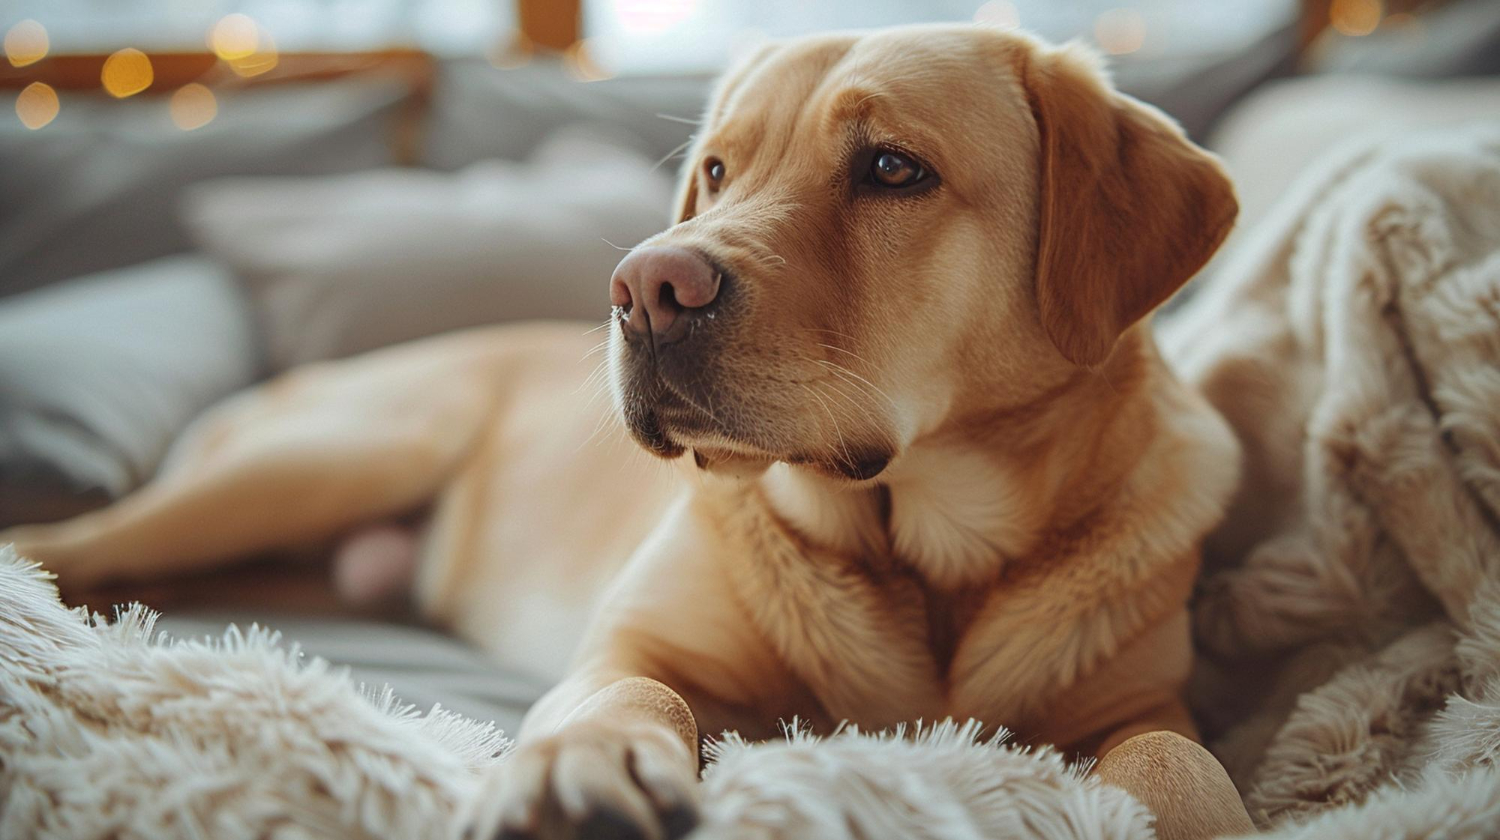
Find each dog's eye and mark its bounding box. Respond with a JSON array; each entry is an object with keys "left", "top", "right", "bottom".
[
  {"left": 705, "top": 157, "right": 725, "bottom": 188},
  {"left": 869, "top": 150, "right": 925, "bottom": 188}
]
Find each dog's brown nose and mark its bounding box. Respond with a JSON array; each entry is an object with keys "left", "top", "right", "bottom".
[{"left": 610, "top": 246, "right": 720, "bottom": 345}]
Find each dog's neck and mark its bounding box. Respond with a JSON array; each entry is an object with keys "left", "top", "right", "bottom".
[{"left": 761, "top": 332, "right": 1159, "bottom": 589}]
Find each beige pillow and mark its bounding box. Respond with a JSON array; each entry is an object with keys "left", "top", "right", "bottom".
[{"left": 185, "top": 128, "right": 673, "bottom": 369}]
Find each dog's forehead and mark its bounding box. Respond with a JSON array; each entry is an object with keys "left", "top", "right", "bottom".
[{"left": 709, "top": 27, "right": 1029, "bottom": 160}]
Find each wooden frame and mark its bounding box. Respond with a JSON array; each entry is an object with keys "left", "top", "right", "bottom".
[
  {"left": 1, "top": 0, "right": 581, "bottom": 161},
  {"left": 2, "top": 50, "right": 436, "bottom": 164}
]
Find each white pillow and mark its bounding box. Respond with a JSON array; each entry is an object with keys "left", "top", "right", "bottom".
[{"left": 185, "top": 126, "right": 674, "bottom": 369}]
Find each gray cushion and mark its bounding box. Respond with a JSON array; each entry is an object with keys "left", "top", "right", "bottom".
[
  {"left": 0, "top": 256, "right": 259, "bottom": 521},
  {"left": 423, "top": 59, "right": 711, "bottom": 170},
  {"left": 0, "top": 78, "right": 413, "bottom": 298}
]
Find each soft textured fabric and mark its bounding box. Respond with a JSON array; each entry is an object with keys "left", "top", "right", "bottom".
[
  {"left": 1161, "top": 124, "right": 1500, "bottom": 833},
  {"left": 0, "top": 550, "right": 1152, "bottom": 840},
  {"left": 186, "top": 127, "right": 673, "bottom": 369},
  {"left": 0, "top": 78, "right": 412, "bottom": 297},
  {"left": 0, "top": 256, "right": 259, "bottom": 521},
  {"left": 0, "top": 549, "right": 511, "bottom": 840}
]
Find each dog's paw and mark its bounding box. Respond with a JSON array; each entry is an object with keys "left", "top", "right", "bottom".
[{"left": 474, "top": 720, "right": 699, "bottom": 840}]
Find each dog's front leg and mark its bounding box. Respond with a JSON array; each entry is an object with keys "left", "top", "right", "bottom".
[
  {"left": 482, "top": 674, "right": 701, "bottom": 840},
  {"left": 468, "top": 494, "right": 779, "bottom": 840}
]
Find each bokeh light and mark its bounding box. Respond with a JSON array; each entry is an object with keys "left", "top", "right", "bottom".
[
  {"left": 1094, "top": 7, "right": 1146, "bottom": 55},
  {"left": 227, "top": 31, "right": 279, "bottom": 77},
  {"left": 973, "top": 1, "right": 1020, "bottom": 29},
  {"left": 564, "top": 39, "right": 614, "bottom": 82},
  {"left": 1330, "top": 0, "right": 1382, "bottom": 36},
  {"left": 210, "top": 15, "right": 279, "bottom": 78},
  {"left": 4, "top": 19, "right": 49, "bottom": 68},
  {"left": 170, "top": 83, "right": 217, "bottom": 130},
  {"left": 210, "top": 14, "right": 260, "bottom": 60},
  {"left": 15, "top": 81, "right": 59, "bottom": 129},
  {"left": 101, "top": 48, "right": 154, "bottom": 98}
]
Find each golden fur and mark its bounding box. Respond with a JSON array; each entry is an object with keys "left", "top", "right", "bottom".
[{"left": 3, "top": 25, "right": 1247, "bottom": 839}]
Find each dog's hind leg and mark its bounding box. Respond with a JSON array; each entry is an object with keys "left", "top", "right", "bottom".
[{"left": 0, "top": 336, "right": 507, "bottom": 590}]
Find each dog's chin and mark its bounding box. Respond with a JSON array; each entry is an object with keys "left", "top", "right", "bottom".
[
  {"left": 623, "top": 409, "right": 895, "bottom": 483},
  {"left": 618, "top": 383, "right": 894, "bottom": 483}
]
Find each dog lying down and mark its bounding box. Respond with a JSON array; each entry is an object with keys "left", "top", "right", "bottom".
[{"left": 4, "top": 24, "right": 1254, "bottom": 840}]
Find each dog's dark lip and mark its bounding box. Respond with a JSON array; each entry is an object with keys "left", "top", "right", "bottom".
[
  {"left": 631, "top": 407, "right": 686, "bottom": 458},
  {"left": 785, "top": 451, "right": 892, "bottom": 482}
]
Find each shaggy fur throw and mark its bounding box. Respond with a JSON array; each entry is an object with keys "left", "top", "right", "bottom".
[
  {"left": 0, "top": 551, "right": 1149, "bottom": 840},
  {"left": 4, "top": 125, "right": 1500, "bottom": 839},
  {"left": 1163, "top": 123, "right": 1500, "bottom": 836}
]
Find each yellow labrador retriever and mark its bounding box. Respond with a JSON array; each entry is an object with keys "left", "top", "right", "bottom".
[{"left": 4, "top": 25, "right": 1251, "bottom": 840}]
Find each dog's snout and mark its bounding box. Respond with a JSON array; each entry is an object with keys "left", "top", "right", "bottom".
[{"left": 611, "top": 246, "right": 721, "bottom": 345}]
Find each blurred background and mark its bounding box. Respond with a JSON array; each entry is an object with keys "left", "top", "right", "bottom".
[
  {"left": 2, "top": 0, "right": 1499, "bottom": 726},
  {"left": 6, "top": 0, "right": 1500, "bottom": 530}
]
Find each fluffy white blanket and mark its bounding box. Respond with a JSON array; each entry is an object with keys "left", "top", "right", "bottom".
[
  {"left": 4, "top": 125, "right": 1500, "bottom": 840},
  {"left": 0, "top": 551, "right": 1148, "bottom": 840}
]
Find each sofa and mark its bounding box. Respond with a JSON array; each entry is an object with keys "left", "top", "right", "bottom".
[{"left": 3, "top": 0, "right": 1499, "bottom": 740}]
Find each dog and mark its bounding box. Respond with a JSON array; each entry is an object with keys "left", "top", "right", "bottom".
[{"left": 3, "top": 24, "right": 1252, "bottom": 840}]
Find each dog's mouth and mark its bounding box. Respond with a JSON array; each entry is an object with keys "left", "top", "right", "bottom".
[
  {"left": 618, "top": 366, "right": 893, "bottom": 482},
  {"left": 620, "top": 372, "right": 761, "bottom": 462}
]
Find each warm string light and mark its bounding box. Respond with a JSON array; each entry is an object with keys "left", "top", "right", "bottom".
[
  {"left": 101, "top": 48, "right": 154, "bottom": 98},
  {"left": 4, "top": 19, "right": 48, "bottom": 67},
  {"left": 1330, "top": 0, "right": 1383, "bottom": 36},
  {"left": 15, "top": 81, "right": 58, "bottom": 129},
  {"left": 210, "top": 13, "right": 259, "bottom": 59},
  {"left": 170, "top": 83, "right": 217, "bottom": 130},
  {"left": 210, "top": 14, "right": 278, "bottom": 77}
]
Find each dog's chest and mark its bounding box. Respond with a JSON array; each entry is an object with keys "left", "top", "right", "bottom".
[
  {"left": 723, "top": 483, "right": 1055, "bottom": 729},
  {"left": 919, "top": 584, "right": 991, "bottom": 677}
]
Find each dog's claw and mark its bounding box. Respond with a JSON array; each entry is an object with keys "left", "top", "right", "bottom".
[
  {"left": 577, "top": 808, "right": 649, "bottom": 840},
  {"left": 658, "top": 803, "right": 699, "bottom": 840}
]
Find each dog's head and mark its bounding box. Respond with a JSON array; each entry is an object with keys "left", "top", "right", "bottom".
[{"left": 608, "top": 25, "right": 1235, "bottom": 481}]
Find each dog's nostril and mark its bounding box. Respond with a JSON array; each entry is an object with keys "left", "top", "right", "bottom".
[{"left": 658, "top": 281, "right": 682, "bottom": 314}]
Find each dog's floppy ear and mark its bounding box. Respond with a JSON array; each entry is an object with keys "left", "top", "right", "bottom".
[{"left": 1020, "top": 42, "right": 1237, "bottom": 366}]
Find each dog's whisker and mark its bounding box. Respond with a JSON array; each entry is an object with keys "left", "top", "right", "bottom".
[
  {"left": 655, "top": 112, "right": 702, "bottom": 126},
  {"left": 799, "top": 381, "right": 856, "bottom": 472},
  {"left": 651, "top": 135, "right": 696, "bottom": 173},
  {"left": 801, "top": 327, "right": 861, "bottom": 343},
  {"left": 817, "top": 372, "right": 880, "bottom": 422},
  {"left": 814, "top": 358, "right": 898, "bottom": 410}
]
